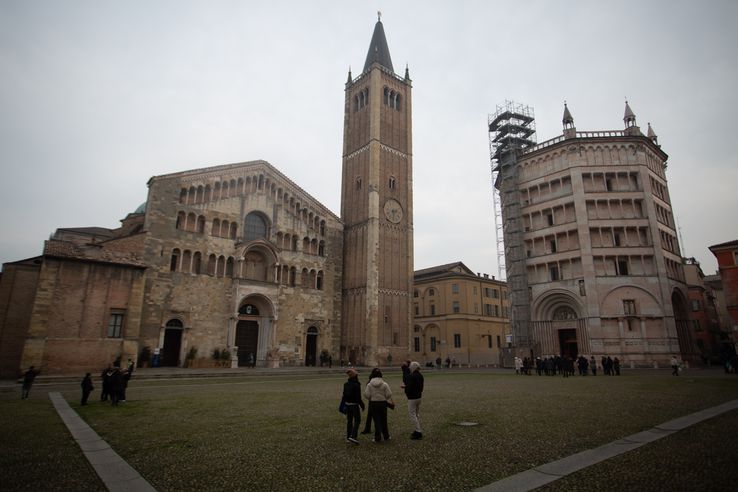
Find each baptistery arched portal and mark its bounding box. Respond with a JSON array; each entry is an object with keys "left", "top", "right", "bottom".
[{"left": 531, "top": 290, "right": 588, "bottom": 357}]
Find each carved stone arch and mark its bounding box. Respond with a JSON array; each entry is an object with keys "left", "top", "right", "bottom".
[
  {"left": 532, "top": 288, "right": 584, "bottom": 321},
  {"left": 599, "top": 284, "right": 664, "bottom": 317}
]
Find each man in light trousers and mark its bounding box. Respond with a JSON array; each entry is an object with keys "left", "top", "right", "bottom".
[{"left": 405, "top": 361, "right": 424, "bottom": 440}]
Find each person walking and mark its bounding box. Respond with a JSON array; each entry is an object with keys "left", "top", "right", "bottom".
[
  {"left": 671, "top": 356, "right": 679, "bottom": 376},
  {"left": 342, "top": 368, "right": 364, "bottom": 444},
  {"left": 590, "top": 356, "right": 597, "bottom": 376},
  {"left": 21, "top": 366, "right": 38, "bottom": 399},
  {"left": 405, "top": 361, "right": 424, "bottom": 440},
  {"left": 81, "top": 373, "right": 94, "bottom": 405},
  {"left": 364, "top": 368, "right": 393, "bottom": 443},
  {"left": 100, "top": 366, "right": 112, "bottom": 401}
]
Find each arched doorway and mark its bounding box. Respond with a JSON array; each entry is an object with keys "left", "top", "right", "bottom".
[
  {"left": 305, "top": 327, "right": 318, "bottom": 366},
  {"left": 162, "top": 319, "right": 183, "bottom": 367},
  {"left": 553, "top": 306, "right": 579, "bottom": 358},
  {"left": 236, "top": 303, "right": 259, "bottom": 367}
]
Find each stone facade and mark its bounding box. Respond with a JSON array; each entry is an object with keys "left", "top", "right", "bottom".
[
  {"left": 413, "top": 263, "right": 510, "bottom": 366},
  {"left": 140, "top": 160, "right": 343, "bottom": 368},
  {"left": 497, "top": 103, "right": 690, "bottom": 366}
]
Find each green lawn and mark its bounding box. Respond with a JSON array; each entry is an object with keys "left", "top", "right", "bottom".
[{"left": 2, "top": 371, "right": 738, "bottom": 491}]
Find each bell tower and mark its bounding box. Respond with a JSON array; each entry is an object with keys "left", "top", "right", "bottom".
[{"left": 340, "top": 15, "right": 413, "bottom": 366}]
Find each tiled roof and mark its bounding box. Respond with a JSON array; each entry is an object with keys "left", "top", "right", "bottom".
[{"left": 43, "top": 240, "right": 146, "bottom": 268}]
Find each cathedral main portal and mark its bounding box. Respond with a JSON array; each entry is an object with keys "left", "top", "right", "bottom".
[{"left": 235, "top": 320, "right": 258, "bottom": 367}]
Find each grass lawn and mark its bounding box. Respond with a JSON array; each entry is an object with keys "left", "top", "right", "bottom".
[{"left": 2, "top": 370, "right": 738, "bottom": 491}]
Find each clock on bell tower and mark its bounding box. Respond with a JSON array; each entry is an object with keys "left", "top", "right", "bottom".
[{"left": 340, "top": 16, "right": 414, "bottom": 366}]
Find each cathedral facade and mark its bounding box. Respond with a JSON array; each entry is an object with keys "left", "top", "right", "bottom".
[{"left": 0, "top": 18, "right": 413, "bottom": 375}]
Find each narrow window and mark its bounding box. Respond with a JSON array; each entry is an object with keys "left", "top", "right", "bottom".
[
  {"left": 452, "top": 301, "right": 460, "bottom": 313},
  {"left": 430, "top": 304, "right": 436, "bottom": 316},
  {"left": 550, "top": 240, "right": 557, "bottom": 253},
  {"left": 550, "top": 265, "right": 560, "bottom": 281},
  {"left": 414, "top": 337, "right": 420, "bottom": 352},
  {"left": 414, "top": 304, "right": 419, "bottom": 316},
  {"left": 389, "top": 176, "right": 396, "bottom": 189},
  {"left": 452, "top": 283, "right": 459, "bottom": 294},
  {"left": 170, "top": 249, "right": 180, "bottom": 272},
  {"left": 107, "top": 312, "right": 124, "bottom": 338},
  {"left": 487, "top": 335, "right": 492, "bottom": 348},
  {"left": 454, "top": 334, "right": 461, "bottom": 348},
  {"left": 356, "top": 177, "right": 362, "bottom": 190},
  {"left": 497, "top": 335, "right": 501, "bottom": 347},
  {"left": 623, "top": 299, "right": 636, "bottom": 315},
  {"left": 617, "top": 259, "right": 629, "bottom": 276},
  {"left": 547, "top": 213, "right": 554, "bottom": 226},
  {"left": 430, "top": 337, "right": 437, "bottom": 352}
]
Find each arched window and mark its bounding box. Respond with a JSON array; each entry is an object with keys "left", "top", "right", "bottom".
[
  {"left": 389, "top": 176, "right": 396, "bottom": 190},
  {"left": 222, "top": 180, "right": 229, "bottom": 198},
  {"left": 244, "top": 213, "right": 267, "bottom": 241},
  {"left": 217, "top": 255, "right": 226, "bottom": 277},
  {"left": 196, "top": 186, "right": 204, "bottom": 204},
  {"left": 187, "top": 186, "right": 196, "bottom": 205},
  {"left": 187, "top": 213, "right": 196, "bottom": 232},
  {"left": 226, "top": 257, "right": 235, "bottom": 277},
  {"left": 229, "top": 222, "right": 237, "bottom": 240},
  {"left": 356, "top": 177, "right": 362, "bottom": 190},
  {"left": 318, "top": 241, "right": 325, "bottom": 257},
  {"left": 301, "top": 268, "right": 309, "bottom": 287},
  {"left": 317, "top": 271, "right": 324, "bottom": 290},
  {"left": 197, "top": 216, "right": 205, "bottom": 234},
  {"left": 212, "top": 218, "right": 221, "bottom": 236},
  {"left": 220, "top": 220, "right": 229, "bottom": 238},
  {"left": 289, "top": 267, "right": 297, "bottom": 287},
  {"left": 204, "top": 184, "right": 211, "bottom": 202},
  {"left": 193, "top": 252, "right": 202, "bottom": 274},
  {"left": 320, "top": 220, "right": 326, "bottom": 236},
  {"left": 207, "top": 254, "right": 216, "bottom": 276},
  {"left": 428, "top": 288, "right": 435, "bottom": 296},
  {"left": 181, "top": 250, "right": 191, "bottom": 273},
  {"left": 179, "top": 188, "right": 187, "bottom": 204},
  {"left": 176, "top": 211, "right": 185, "bottom": 230},
  {"left": 170, "top": 249, "right": 180, "bottom": 272}
]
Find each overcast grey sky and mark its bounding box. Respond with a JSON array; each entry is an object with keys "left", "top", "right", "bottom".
[{"left": 1, "top": 0, "right": 737, "bottom": 276}]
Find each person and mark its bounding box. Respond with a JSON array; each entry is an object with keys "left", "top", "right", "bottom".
[
  {"left": 110, "top": 367, "right": 124, "bottom": 406},
  {"left": 100, "top": 366, "right": 112, "bottom": 401},
  {"left": 81, "top": 373, "right": 94, "bottom": 405},
  {"left": 613, "top": 357, "right": 621, "bottom": 376},
  {"left": 127, "top": 358, "right": 135, "bottom": 375},
  {"left": 248, "top": 353, "right": 255, "bottom": 368},
  {"left": 405, "top": 361, "right": 424, "bottom": 440},
  {"left": 671, "top": 356, "right": 679, "bottom": 376},
  {"left": 445, "top": 357, "right": 451, "bottom": 369},
  {"left": 342, "top": 368, "right": 364, "bottom": 444},
  {"left": 361, "top": 368, "right": 383, "bottom": 435},
  {"left": 435, "top": 356, "right": 442, "bottom": 370},
  {"left": 21, "top": 366, "right": 38, "bottom": 399},
  {"left": 590, "top": 356, "right": 597, "bottom": 376},
  {"left": 364, "top": 368, "right": 392, "bottom": 443}
]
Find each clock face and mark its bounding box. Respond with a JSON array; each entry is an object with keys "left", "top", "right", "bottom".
[{"left": 383, "top": 199, "right": 403, "bottom": 223}]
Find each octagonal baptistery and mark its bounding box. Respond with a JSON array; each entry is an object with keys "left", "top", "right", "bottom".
[
  {"left": 504, "top": 103, "right": 689, "bottom": 367},
  {"left": 139, "top": 160, "right": 343, "bottom": 368}
]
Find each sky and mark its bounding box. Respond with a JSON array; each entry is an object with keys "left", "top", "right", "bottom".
[{"left": 1, "top": 0, "right": 737, "bottom": 277}]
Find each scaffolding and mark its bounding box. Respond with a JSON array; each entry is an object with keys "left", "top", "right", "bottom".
[{"left": 488, "top": 100, "right": 536, "bottom": 350}]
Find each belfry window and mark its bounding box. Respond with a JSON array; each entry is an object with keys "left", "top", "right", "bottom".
[{"left": 389, "top": 176, "right": 396, "bottom": 189}]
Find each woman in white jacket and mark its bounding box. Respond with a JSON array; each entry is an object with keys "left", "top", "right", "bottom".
[{"left": 364, "top": 368, "right": 393, "bottom": 442}]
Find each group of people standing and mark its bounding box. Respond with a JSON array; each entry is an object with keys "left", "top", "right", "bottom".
[
  {"left": 342, "top": 360, "right": 424, "bottom": 444},
  {"left": 520, "top": 355, "right": 622, "bottom": 377},
  {"left": 95, "top": 359, "right": 134, "bottom": 406}
]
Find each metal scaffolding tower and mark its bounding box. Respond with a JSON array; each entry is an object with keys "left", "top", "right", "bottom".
[{"left": 488, "top": 101, "right": 536, "bottom": 349}]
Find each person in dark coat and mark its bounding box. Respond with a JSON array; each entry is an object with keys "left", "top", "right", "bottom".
[
  {"left": 342, "top": 368, "right": 364, "bottom": 444},
  {"left": 405, "top": 361, "right": 425, "bottom": 439},
  {"left": 110, "top": 368, "right": 124, "bottom": 406},
  {"left": 81, "top": 373, "right": 94, "bottom": 405},
  {"left": 100, "top": 366, "right": 112, "bottom": 401},
  {"left": 21, "top": 366, "right": 39, "bottom": 399}
]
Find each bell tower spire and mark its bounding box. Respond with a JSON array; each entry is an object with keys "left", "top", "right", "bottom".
[{"left": 340, "top": 17, "right": 414, "bottom": 367}]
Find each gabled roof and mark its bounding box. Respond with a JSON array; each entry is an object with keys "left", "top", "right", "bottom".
[
  {"left": 414, "top": 261, "right": 477, "bottom": 281},
  {"left": 43, "top": 240, "right": 146, "bottom": 268},
  {"left": 362, "top": 19, "right": 394, "bottom": 74},
  {"left": 55, "top": 227, "right": 116, "bottom": 239}
]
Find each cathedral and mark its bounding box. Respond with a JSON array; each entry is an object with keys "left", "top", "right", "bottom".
[{"left": 0, "top": 18, "right": 413, "bottom": 376}]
